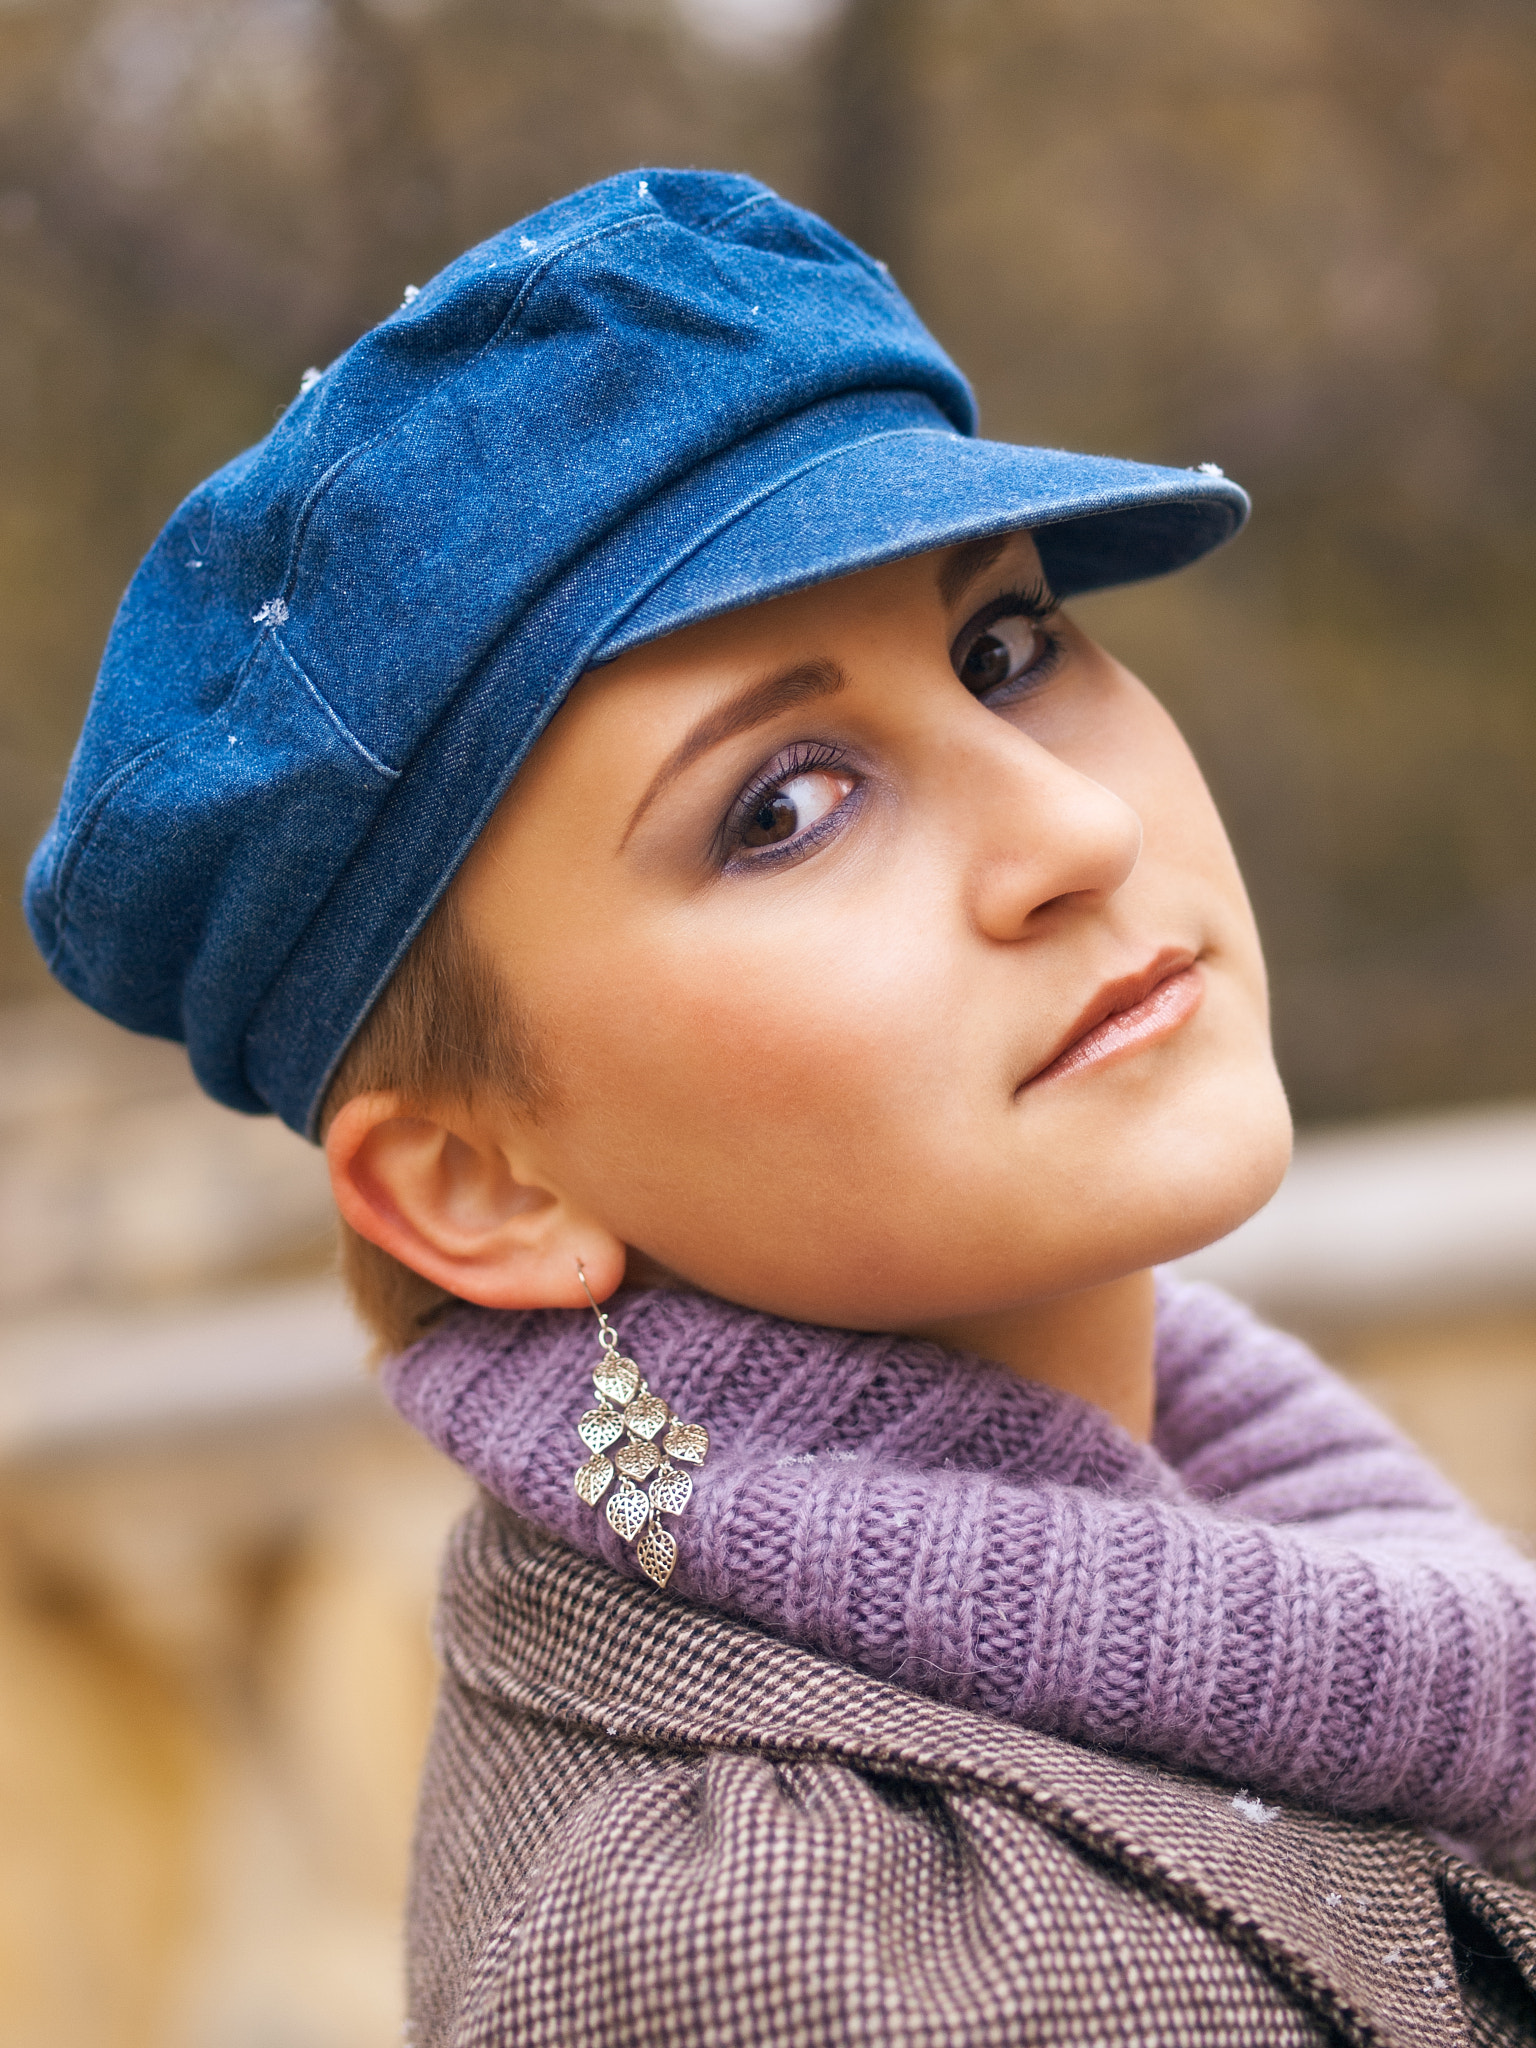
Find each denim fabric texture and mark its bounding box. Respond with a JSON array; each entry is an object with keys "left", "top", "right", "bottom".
[{"left": 25, "top": 167, "right": 1250, "bottom": 1137}]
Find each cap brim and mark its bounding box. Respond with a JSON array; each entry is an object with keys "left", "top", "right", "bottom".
[{"left": 594, "top": 426, "right": 1247, "bottom": 662}]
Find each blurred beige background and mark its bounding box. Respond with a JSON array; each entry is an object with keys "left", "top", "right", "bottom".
[{"left": 1, "top": 0, "right": 1533, "bottom": 2041}]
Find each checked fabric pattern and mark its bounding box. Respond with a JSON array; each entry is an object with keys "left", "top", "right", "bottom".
[{"left": 405, "top": 1502, "right": 1536, "bottom": 2048}]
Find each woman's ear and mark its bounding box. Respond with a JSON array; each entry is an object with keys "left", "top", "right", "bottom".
[{"left": 324, "top": 1091, "right": 628, "bottom": 1310}]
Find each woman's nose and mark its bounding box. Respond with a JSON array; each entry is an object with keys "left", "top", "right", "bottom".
[{"left": 963, "top": 731, "right": 1144, "bottom": 943}]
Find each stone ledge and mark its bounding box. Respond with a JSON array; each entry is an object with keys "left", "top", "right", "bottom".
[
  {"left": 1177, "top": 1099, "right": 1536, "bottom": 1326},
  {"left": 0, "top": 1279, "right": 372, "bottom": 1461}
]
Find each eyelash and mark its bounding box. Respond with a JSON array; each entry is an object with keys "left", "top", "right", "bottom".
[
  {"left": 720, "top": 738, "right": 857, "bottom": 868},
  {"left": 975, "top": 575, "right": 1058, "bottom": 630}
]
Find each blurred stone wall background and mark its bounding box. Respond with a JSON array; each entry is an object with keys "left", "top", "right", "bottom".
[{"left": 1, "top": 0, "right": 1532, "bottom": 2042}]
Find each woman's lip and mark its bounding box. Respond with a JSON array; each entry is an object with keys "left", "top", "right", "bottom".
[{"left": 1022, "top": 955, "right": 1204, "bottom": 1091}]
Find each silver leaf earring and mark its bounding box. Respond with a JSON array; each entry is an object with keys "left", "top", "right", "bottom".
[{"left": 571, "top": 1261, "right": 708, "bottom": 1589}]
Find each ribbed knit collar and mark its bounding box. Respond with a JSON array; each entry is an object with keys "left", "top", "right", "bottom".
[
  {"left": 386, "top": 1280, "right": 1185, "bottom": 1561},
  {"left": 384, "top": 1276, "right": 1536, "bottom": 1859}
]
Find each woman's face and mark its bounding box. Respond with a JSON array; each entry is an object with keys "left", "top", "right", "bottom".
[{"left": 455, "top": 530, "right": 1292, "bottom": 1328}]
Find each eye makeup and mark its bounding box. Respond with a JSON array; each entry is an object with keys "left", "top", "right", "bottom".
[{"left": 718, "top": 739, "right": 862, "bottom": 871}]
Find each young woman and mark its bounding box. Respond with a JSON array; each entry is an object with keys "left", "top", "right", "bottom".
[{"left": 29, "top": 168, "right": 1536, "bottom": 2045}]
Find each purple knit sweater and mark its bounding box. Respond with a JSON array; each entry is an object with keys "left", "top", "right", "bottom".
[{"left": 384, "top": 1275, "right": 1536, "bottom": 1859}]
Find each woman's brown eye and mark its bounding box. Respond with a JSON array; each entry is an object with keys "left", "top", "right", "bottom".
[
  {"left": 742, "top": 793, "right": 798, "bottom": 847},
  {"left": 736, "top": 769, "right": 855, "bottom": 851},
  {"left": 956, "top": 614, "right": 1040, "bottom": 696},
  {"left": 961, "top": 632, "right": 1010, "bottom": 691}
]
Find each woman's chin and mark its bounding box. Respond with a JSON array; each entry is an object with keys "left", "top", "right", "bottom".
[
  {"left": 1034, "top": 1051, "right": 1294, "bottom": 1286},
  {"left": 1146, "top": 1070, "right": 1293, "bottom": 1266}
]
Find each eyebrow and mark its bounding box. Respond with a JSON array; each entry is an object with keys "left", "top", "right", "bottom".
[
  {"left": 937, "top": 532, "right": 1013, "bottom": 611},
  {"left": 621, "top": 656, "right": 849, "bottom": 846}
]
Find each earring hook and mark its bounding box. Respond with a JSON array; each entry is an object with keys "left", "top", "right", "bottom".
[
  {"left": 576, "top": 1258, "right": 620, "bottom": 1354},
  {"left": 575, "top": 1258, "right": 600, "bottom": 1316}
]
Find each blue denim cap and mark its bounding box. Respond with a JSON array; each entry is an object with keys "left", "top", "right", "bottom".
[{"left": 25, "top": 168, "right": 1249, "bottom": 1138}]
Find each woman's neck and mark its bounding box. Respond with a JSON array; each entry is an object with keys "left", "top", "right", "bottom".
[
  {"left": 903, "top": 1269, "right": 1157, "bottom": 1442},
  {"left": 622, "top": 1251, "right": 1159, "bottom": 1444}
]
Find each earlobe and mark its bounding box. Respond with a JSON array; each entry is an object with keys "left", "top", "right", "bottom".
[{"left": 324, "top": 1091, "right": 627, "bottom": 1311}]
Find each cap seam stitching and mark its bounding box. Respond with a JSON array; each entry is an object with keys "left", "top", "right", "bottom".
[
  {"left": 701, "top": 186, "right": 901, "bottom": 300},
  {"left": 269, "top": 632, "right": 401, "bottom": 781},
  {"left": 47, "top": 626, "right": 395, "bottom": 966},
  {"left": 700, "top": 189, "right": 774, "bottom": 233},
  {"left": 593, "top": 423, "right": 963, "bottom": 650}
]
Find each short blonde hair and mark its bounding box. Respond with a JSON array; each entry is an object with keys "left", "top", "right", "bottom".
[{"left": 319, "top": 885, "right": 542, "bottom": 1355}]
